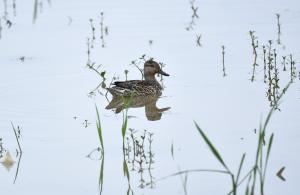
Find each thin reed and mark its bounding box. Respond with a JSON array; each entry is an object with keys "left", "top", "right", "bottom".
[{"left": 95, "top": 106, "right": 104, "bottom": 193}]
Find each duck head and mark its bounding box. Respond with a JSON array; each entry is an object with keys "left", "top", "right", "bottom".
[{"left": 144, "top": 60, "right": 169, "bottom": 80}]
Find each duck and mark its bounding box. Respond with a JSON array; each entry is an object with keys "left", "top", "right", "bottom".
[{"left": 106, "top": 59, "right": 169, "bottom": 97}]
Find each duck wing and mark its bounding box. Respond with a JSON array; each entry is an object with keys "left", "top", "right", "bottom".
[
  {"left": 113, "top": 80, "right": 146, "bottom": 89},
  {"left": 107, "top": 80, "right": 160, "bottom": 96}
]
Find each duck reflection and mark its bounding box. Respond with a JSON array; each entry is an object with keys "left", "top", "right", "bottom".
[{"left": 105, "top": 95, "right": 170, "bottom": 121}]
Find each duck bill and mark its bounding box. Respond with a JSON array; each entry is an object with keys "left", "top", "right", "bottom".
[{"left": 159, "top": 69, "right": 170, "bottom": 76}]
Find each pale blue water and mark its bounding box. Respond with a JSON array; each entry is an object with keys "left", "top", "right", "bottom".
[{"left": 0, "top": 0, "right": 300, "bottom": 194}]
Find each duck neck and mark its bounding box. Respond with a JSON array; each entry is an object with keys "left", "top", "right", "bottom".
[{"left": 144, "top": 74, "right": 157, "bottom": 82}]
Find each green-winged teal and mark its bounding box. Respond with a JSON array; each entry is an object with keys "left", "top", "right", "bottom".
[{"left": 107, "top": 60, "right": 169, "bottom": 97}]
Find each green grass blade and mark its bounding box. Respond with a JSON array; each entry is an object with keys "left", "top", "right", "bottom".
[
  {"left": 194, "top": 121, "right": 229, "bottom": 172},
  {"left": 99, "top": 157, "right": 104, "bottom": 193},
  {"left": 123, "top": 159, "right": 130, "bottom": 180},
  {"left": 263, "top": 133, "right": 274, "bottom": 180},
  {"left": 245, "top": 174, "right": 252, "bottom": 195},
  {"left": 122, "top": 109, "right": 128, "bottom": 139},
  {"left": 95, "top": 105, "right": 104, "bottom": 150},
  {"left": 236, "top": 153, "right": 246, "bottom": 183}
]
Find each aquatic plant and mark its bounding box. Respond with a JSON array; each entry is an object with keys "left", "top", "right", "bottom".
[
  {"left": 148, "top": 40, "right": 153, "bottom": 46},
  {"left": 95, "top": 106, "right": 104, "bottom": 152},
  {"left": 89, "top": 19, "right": 96, "bottom": 48},
  {"left": 11, "top": 122, "right": 22, "bottom": 154},
  {"left": 86, "top": 38, "right": 92, "bottom": 65},
  {"left": 99, "top": 12, "right": 107, "bottom": 48},
  {"left": 87, "top": 62, "right": 109, "bottom": 97},
  {"left": 265, "top": 40, "right": 281, "bottom": 109},
  {"left": 288, "top": 54, "right": 296, "bottom": 82},
  {"left": 196, "top": 34, "right": 202, "bottom": 47},
  {"left": 8, "top": 123, "right": 23, "bottom": 183},
  {"left": 0, "top": 137, "right": 4, "bottom": 158},
  {"left": 221, "top": 45, "right": 226, "bottom": 77},
  {"left": 96, "top": 107, "right": 105, "bottom": 193},
  {"left": 124, "top": 129, "right": 155, "bottom": 188},
  {"left": 282, "top": 56, "right": 287, "bottom": 71},
  {"left": 0, "top": 19, "right": 2, "bottom": 39},
  {"left": 186, "top": 0, "right": 199, "bottom": 31},
  {"left": 121, "top": 106, "right": 134, "bottom": 195},
  {"left": 33, "top": 0, "right": 50, "bottom": 23},
  {"left": 275, "top": 13, "right": 281, "bottom": 45},
  {"left": 129, "top": 54, "right": 148, "bottom": 79},
  {"left": 124, "top": 70, "right": 129, "bottom": 81},
  {"left": 249, "top": 31, "right": 259, "bottom": 82},
  {"left": 262, "top": 45, "right": 267, "bottom": 83}
]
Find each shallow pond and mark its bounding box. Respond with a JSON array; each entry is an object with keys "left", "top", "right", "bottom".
[{"left": 0, "top": 0, "right": 300, "bottom": 194}]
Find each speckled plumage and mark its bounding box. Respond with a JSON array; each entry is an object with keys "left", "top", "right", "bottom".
[{"left": 107, "top": 60, "right": 169, "bottom": 97}]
